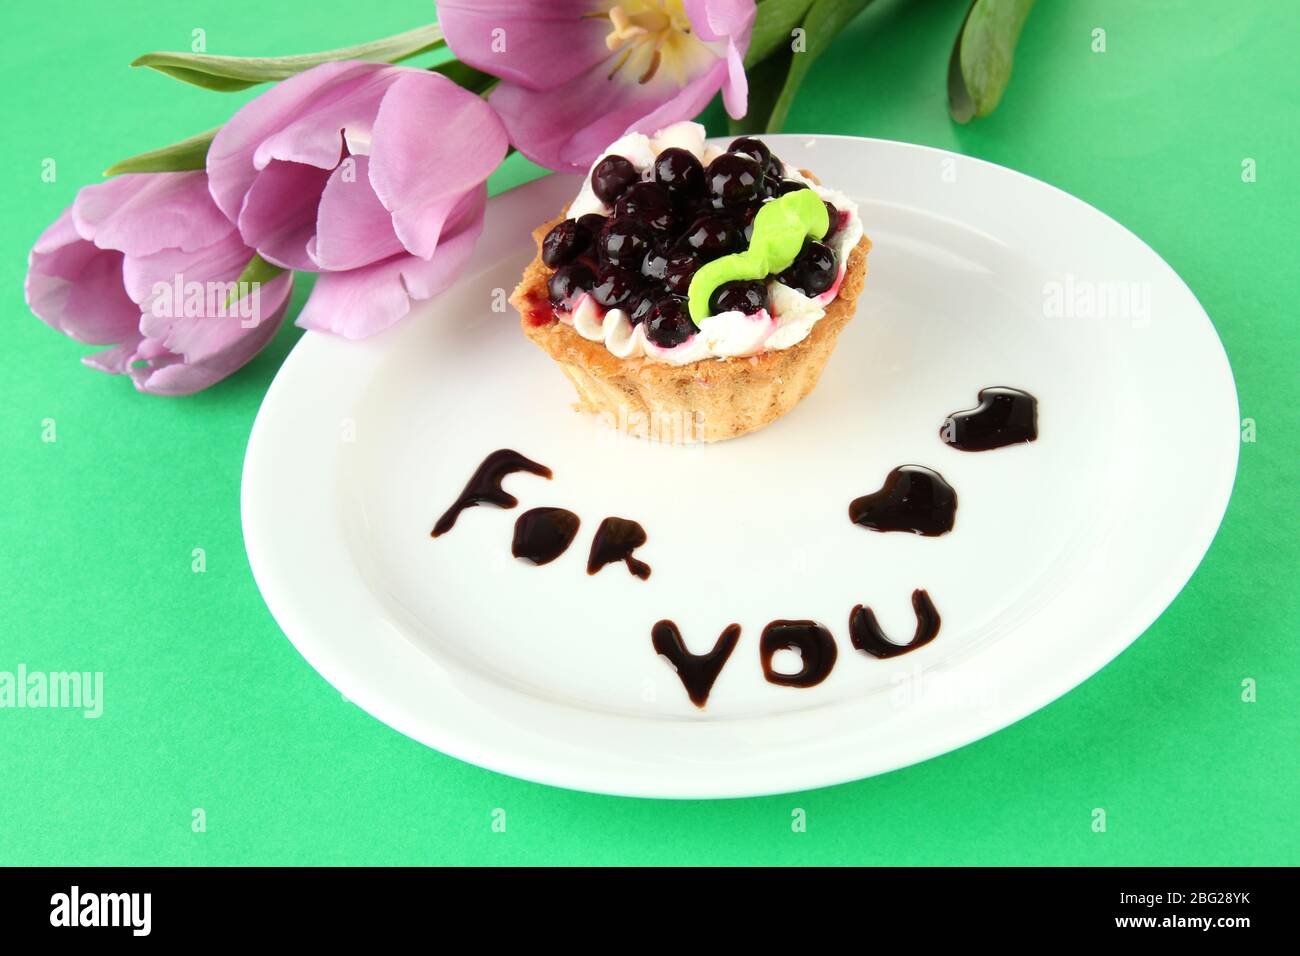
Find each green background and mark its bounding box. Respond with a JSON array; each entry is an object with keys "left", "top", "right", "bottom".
[{"left": 1, "top": 0, "right": 1295, "bottom": 865}]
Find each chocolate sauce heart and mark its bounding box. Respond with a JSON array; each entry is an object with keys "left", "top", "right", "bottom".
[
  {"left": 849, "top": 465, "right": 956, "bottom": 537},
  {"left": 942, "top": 387, "right": 1038, "bottom": 451}
]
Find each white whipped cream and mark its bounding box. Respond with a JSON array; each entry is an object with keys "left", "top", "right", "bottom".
[
  {"left": 568, "top": 122, "right": 723, "bottom": 219},
  {"left": 563, "top": 122, "right": 863, "bottom": 365}
]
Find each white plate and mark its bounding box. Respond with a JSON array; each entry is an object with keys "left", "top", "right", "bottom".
[{"left": 242, "top": 136, "right": 1238, "bottom": 798}]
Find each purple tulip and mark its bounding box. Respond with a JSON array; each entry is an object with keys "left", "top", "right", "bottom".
[
  {"left": 439, "top": 0, "right": 755, "bottom": 172},
  {"left": 25, "top": 171, "right": 294, "bottom": 396},
  {"left": 207, "top": 60, "right": 509, "bottom": 338}
]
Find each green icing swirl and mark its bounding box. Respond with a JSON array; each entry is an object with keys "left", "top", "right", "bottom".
[{"left": 687, "top": 189, "right": 829, "bottom": 326}]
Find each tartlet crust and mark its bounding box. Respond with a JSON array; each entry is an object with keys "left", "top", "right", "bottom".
[{"left": 511, "top": 207, "right": 871, "bottom": 442}]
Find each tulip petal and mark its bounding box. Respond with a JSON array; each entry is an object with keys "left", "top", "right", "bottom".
[
  {"left": 72, "top": 171, "right": 233, "bottom": 256},
  {"left": 129, "top": 273, "right": 293, "bottom": 396},
  {"left": 491, "top": 58, "right": 725, "bottom": 172},
  {"left": 368, "top": 72, "right": 507, "bottom": 259},
  {"left": 295, "top": 256, "right": 414, "bottom": 340},
  {"left": 29, "top": 166, "right": 297, "bottom": 396},
  {"left": 463, "top": 0, "right": 755, "bottom": 171},
  {"left": 296, "top": 188, "right": 486, "bottom": 338},
  {"left": 208, "top": 60, "right": 396, "bottom": 221},
  {"left": 123, "top": 233, "right": 262, "bottom": 349},
  {"left": 400, "top": 188, "right": 486, "bottom": 301},
  {"left": 437, "top": 0, "right": 611, "bottom": 91},
  {"left": 83, "top": 341, "right": 146, "bottom": 375},
  {"left": 25, "top": 208, "right": 141, "bottom": 345},
  {"left": 627, "top": 59, "right": 735, "bottom": 141},
  {"left": 252, "top": 68, "right": 395, "bottom": 170},
  {"left": 721, "top": 39, "right": 749, "bottom": 118},
  {"left": 152, "top": 272, "right": 292, "bottom": 364},
  {"left": 236, "top": 159, "right": 332, "bottom": 271},
  {"left": 308, "top": 155, "right": 405, "bottom": 271},
  {"left": 685, "top": 0, "right": 757, "bottom": 43}
]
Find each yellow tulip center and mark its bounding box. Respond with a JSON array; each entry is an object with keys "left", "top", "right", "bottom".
[{"left": 597, "top": 1, "right": 711, "bottom": 86}]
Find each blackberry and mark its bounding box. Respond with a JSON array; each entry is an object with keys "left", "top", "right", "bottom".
[
  {"left": 548, "top": 262, "right": 595, "bottom": 307},
  {"left": 652, "top": 147, "right": 705, "bottom": 198},
  {"left": 734, "top": 202, "right": 762, "bottom": 244},
  {"left": 709, "top": 279, "right": 768, "bottom": 316},
  {"left": 645, "top": 296, "right": 695, "bottom": 347},
  {"left": 705, "top": 152, "right": 762, "bottom": 206},
  {"left": 591, "top": 265, "right": 643, "bottom": 309},
  {"left": 615, "top": 181, "right": 675, "bottom": 233},
  {"left": 628, "top": 292, "right": 656, "bottom": 326},
  {"left": 728, "top": 137, "right": 771, "bottom": 167},
  {"left": 591, "top": 155, "right": 638, "bottom": 205},
  {"left": 641, "top": 249, "right": 670, "bottom": 282},
  {"left": 598, "top": 217, "right": 651, "bottom": 267},
  {"left": 823, "top": 201, "right": 841, "bottom": 242},
  {"left": 777, "top": 239, "right": 837, "bottom": 296},
  {"left": 542, "top": 218, "right": 589, "bottom": 268},
  {"left": 577, "top": 212, "right": 608, "bottom": 235},
  {"left": 677, "top": 215, "right": 739, "bottom": 261},
  {"left": 664, "top": 254, "right": 701, "bottom": 294}
]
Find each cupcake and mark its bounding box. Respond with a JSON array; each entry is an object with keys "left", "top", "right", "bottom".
[{"left": 511, "top": 122, "right": 870, "bottom": 443}]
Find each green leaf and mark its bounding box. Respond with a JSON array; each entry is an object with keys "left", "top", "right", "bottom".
[
  {"left": 103, "top": 127, "right": 217, "bottom": 176},
  {"left": 948, "top": 0, "right": 1037, "bottom": 123},
  {"left": 225, "top": 254, "right": 287, "bottom": 307},
  {"left": 764, "top": 0, "right": 876, "bottom": 133},
  {"left": 132, "top": 23, "right": 444, "bottom": 92},
  {"left": 745, "top": 0, "right": 816, "bottom": 68},
  {"left": 430, "top": 59, "right": 497, "bottom": 95}
]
